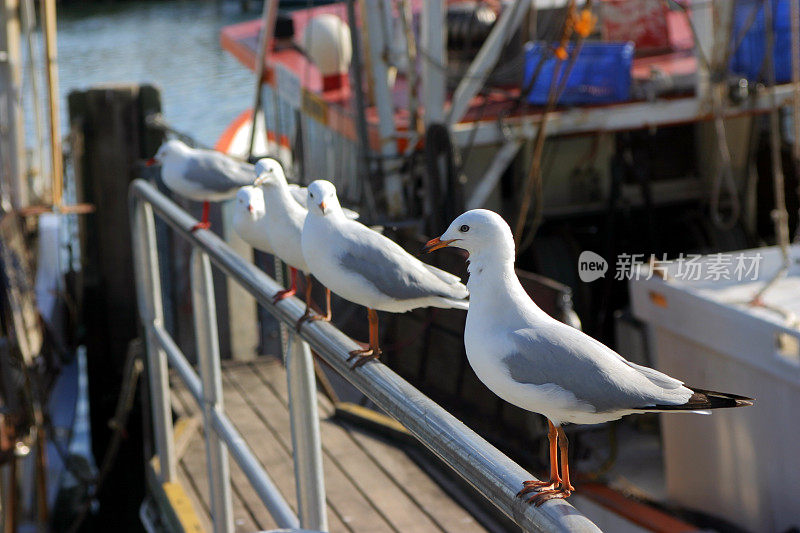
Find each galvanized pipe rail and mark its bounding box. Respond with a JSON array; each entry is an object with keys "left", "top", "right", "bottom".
[{"left": 130, "top": 178, "right": 599, "bottom": 533}]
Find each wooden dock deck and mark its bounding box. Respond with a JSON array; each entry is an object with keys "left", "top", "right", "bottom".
[{"left": 169, "top": 357, "right": 493, "bottom": 533}]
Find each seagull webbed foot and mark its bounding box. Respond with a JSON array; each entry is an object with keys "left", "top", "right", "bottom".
[
  {"left": 347, "top": 347, "right": 381, "bottom": 369},
  {"left": 272, "top": 287, "right": 296, "bottom": 305},
  {"left": 517, "top": 478, "right": 561, "bottom": 496},
  {"left": 518, "top": 479, "right": 574, "bottom": 506},
  {"left": 295, "top": 311, "right": 330, "bottom": 331},
  {"left": 527, "top": 485, "right": 573, "bottom": 506},
  {"left": 190, "top": 221, "right": 211, "bottom": 232}
]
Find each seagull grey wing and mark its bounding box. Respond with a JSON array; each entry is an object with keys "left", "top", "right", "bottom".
[
  {"left": 623, "top": 360, "right": 684, "bottom": 389},
  {"left": 185, "top": 151, "right": 255, "bottom": 192},
  {"left": 338, "top": 224, "right": 467, "bottom": 301},
  {"left": 422, "top": 262, "right": 464, "bottom": 287},
  {"left": 503, "top": 325, "right": 686, "bottom": 413},
  {"left": 341, "top": 207, "right": 360, "bottom": 220},
  {"left": 288, "top": 184, "right": 308, "bottom": 207}
]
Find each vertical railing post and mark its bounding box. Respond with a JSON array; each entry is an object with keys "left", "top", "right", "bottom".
[
  {"left": 286, "top": 333, "right": 328, "bottom": 531},
  {"left": 191, "top": 249, "right": 234, "bottom": 533},
  {"left": 132, "top": 201, "right": 176, "bottom": 482}
]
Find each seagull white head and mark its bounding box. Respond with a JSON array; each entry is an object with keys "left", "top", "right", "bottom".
[
  {"left": 306, "top": 180, "right": 341, "bottom": 216},
  {"left": 147, "top": 139, "right": 189, "bottom": 166},
  {"left": 425, "top": 209, "right": 515, "bottom": 262},
  {"left": 254, "top": 158, "right": 287, "bottom": 186},
  {"left": 235, "top": 186, "right": 265, "bottom": 220}
]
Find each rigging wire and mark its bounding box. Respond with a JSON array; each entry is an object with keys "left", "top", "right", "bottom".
[
  {"left": 751, "top": 0, "right": 792, "bottom": 306},
  {"left": 663, "top": 0, "right": 744, "bottom": 230},
  {"left": 792, "top": 0, "right": 800, "bottom": 241},
  {"left": 515, "top": 0, "right": 594, "bottom": 252}
]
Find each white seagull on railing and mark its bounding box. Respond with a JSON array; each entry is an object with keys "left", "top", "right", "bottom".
[
  {"left": 301, "top": 180, "right": 469, "bottom": 368},
  {"left": 425, "top": 208, "right": 754, "bottom": 506},
  {"left": 232, "top": 186, "right": 274, "bottom": 255},
  {"left": 147, "top": 139, "right": 254, "bottom": 231},
  {"left": 252, "top": 159, "right": 359, "bottom": 327}
]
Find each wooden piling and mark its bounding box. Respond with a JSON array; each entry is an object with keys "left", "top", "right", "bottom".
[{"left": 68, "top": 84, "right": 164, "bottom": 528}]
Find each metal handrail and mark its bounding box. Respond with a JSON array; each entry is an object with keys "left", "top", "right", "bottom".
[{"left": 129, "top": 178, "right": 599, "bottom": 533}]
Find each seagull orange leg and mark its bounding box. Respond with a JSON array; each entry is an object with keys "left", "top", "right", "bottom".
[
  {"left": 191, "top": 201, "right": 212, "bottom": 232},
  {"left": 529, "top": 427, "right": 575, "bottom": 506},
  {"left": 296, "top": 277, "right": 332, "bottom": 330},
  {"left": 518, "top": 421, "right": 561, "bottom": 497},
  {"left": 348, "top": 308, "right": 381, "bottom": 369},
  {"left": 273, "top": 267, "right": 298, "bottom": 304}
]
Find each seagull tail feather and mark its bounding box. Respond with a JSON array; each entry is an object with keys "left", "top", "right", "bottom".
[{"left": 643, "top": 387, "right": 754, "bottom": 411}]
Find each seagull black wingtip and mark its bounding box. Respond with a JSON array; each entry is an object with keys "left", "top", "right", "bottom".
[{"left": 639, "top": 387, "right": 755, "bottom": 411}]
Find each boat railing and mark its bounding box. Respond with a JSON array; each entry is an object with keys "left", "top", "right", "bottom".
[{"left": 129, "top": 178, "right": 599, "bottom": 533}]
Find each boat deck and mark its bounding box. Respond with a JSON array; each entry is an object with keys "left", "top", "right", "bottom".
[{"left": 169, "top": 356, "right": 490, "bottom": 533}]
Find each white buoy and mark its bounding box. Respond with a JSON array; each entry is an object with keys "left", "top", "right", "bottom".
[{"left": 303, "top": 14, "right": 352, "bottom": 92}]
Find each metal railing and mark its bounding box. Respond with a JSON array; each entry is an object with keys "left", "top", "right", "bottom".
[{"left": 129, "top": 178, "right": 599, "bottom": 533}]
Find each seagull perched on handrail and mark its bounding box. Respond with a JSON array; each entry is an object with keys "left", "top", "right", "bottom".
[
  {"left": 425, "top": 208, "right": 754, "bottom": 506},
  {"left": 147, "top": 139, "right": 253, "bottom": 231},
  {"left": 301, "top": 180, "right": 469, "bottom": 368},
  {"left": 251, "top": 158, "right": 325, "bottom": 324},
  {"left": 232, "top": 186, "right": 274, "bottom": 255}
]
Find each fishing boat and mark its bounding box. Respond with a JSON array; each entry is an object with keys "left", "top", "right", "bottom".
[{"left": 212, "top": 0, "right": 800, "bottom": 530}]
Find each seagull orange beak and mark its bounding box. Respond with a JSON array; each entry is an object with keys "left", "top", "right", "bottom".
[
  {"left": 247, "top": 204, "right": 254, "bottom": 213},
  {"left": 423, "top": 237, "right": 458, "bottom": 253},
  {"left": 319, "top": 201, "right": 326, "bottom": 213},
  {"left": 145, "top": 157, "right": 156, "bottom": 167}
]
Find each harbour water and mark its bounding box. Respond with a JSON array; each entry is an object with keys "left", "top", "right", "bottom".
[{"left": 24, "top": 0, "right": 257, "bottom": 147}]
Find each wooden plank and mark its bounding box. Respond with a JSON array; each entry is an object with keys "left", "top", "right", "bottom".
[
  {"left": 223, "top": 363, "right": 390, "bottom": 533},
  {"left": 219, "top": 368, "right": 355, "bottom": 533},
  {"left": 340, "top": 421, "right": 488, "bottom": 532},
  {"left": 246, "top": 359, "right": 493, "bottom": 532},
  {"left": 244, "top": 361, "right": 452, "bottom": 532},
  {"left": 162, "top": 481, "right": 206, "bottom": 533},
  {"left": 232, "top": 361, "right": 439, "bottom": 532},
  {"left": 177, "top": 467, "right": 213, "bottom": 532},
  {"left": 147, "top": 459, "right": 208, "bottom": 533},
  {"left": 173, "top": 378, "right": 260, "bottom": 532},
  {"left": 201, "top": 374, "right": 289, "bottom": 531},
  {"left": 171, "top": 359, "right": 494, "bottom": 533}
]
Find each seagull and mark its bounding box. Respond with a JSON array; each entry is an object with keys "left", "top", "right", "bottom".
[
  {"left": 253, "top": 159, "right": 330, "bottom": 326},
  {"left": 425, "top": 209, "right": 754, "bottom": 506},
  {"left": 232, "top": 186, "right": 274, "bottom": 255},
  {"left": 147, "top": 139, "right": 254, "bottom": 231},
  {"left": 301, "top": 180, "right": 469, "bottom": 368}
]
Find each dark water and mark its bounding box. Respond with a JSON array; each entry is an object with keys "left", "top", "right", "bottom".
[{"left": 26, "top": 0, "right": 259, "bottom": 147}]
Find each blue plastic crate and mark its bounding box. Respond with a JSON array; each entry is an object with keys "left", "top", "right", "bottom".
[
  {"left": 730, "top": 0, "right": 793, "bottom": 82},
  {"left": 522, "top": 41, "right": 634, "bottom": 105}
]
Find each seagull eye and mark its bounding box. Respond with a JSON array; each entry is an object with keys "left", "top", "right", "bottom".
[{"left": 459, "top": 225, "right": 470, "bottom": 233}]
